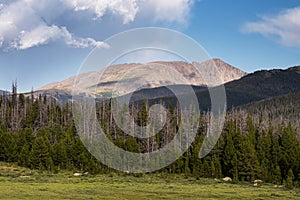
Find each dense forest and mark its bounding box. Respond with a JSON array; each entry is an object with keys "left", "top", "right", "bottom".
[
  {"left": 0, "top": 83, "right": 300, "bottom": 188},
  {"left": 236, "top": 92, "right": 300, "bottom": 133}
]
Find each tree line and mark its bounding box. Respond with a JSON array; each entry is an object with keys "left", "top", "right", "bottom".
[{"left": 0, "top": 83, "right": 299, "bottom": 188}]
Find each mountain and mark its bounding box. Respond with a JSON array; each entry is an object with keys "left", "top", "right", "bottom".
[
  {"left": 125, "top": 65, "right": 300, "bottom": 110},
  {"left": 38, "top": 59, "right": 246, "bottom": 97},
  {"left": 225, "top": 65, "right": 300, "bottom": 108},
  {"left": 37, "top": 60, "right": 300, "bottom": 111}
]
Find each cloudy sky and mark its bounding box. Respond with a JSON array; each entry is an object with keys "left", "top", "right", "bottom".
[{"left": 0, "top": 0, "right": 300, "bottom": 92}]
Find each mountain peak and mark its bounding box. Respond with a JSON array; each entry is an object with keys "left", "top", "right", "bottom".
[
  {"left": 39, "top": 59, "right": 246, "bottom": 96},
  {"left": 193, "top": 58, "right": 247, "bottom": 83}
]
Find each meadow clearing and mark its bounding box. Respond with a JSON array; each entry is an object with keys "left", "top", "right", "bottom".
[{"left": 0, "top": 162, "right": 299, "bottom": 200}]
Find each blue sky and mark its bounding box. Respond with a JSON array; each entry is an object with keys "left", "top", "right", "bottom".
[{"left": 0, "top": 0, "right": 300, "bottom": 92}]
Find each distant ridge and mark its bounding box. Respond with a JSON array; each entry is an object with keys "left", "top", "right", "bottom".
[
  {"left": 224, "top": 65, "right": 300, "bottom": 108},
  {"left": 125, "top": 65, "right": 300, "bottom": 110},
  {"left": 0, "top": 90, "right": 9, "bottom": 95}
]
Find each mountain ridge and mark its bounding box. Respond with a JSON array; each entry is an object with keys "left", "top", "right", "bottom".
[
  {"left": 35, "top": 60, "right": 300, "bottom": 110},
  {"left": 125, "top": 65, "right": 300, "bottom": 110},
  {"left": 38, "top": 58, "right": 246, "bottom": 96}
]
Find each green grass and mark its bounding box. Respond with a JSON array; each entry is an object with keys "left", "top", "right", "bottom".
[{"left": 0, "top": 162, "right": 299, "bottom": 200}]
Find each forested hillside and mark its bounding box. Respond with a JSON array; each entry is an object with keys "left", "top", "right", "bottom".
[
  {"left": 125, "top": 66, "right": 300, "bottom": 110},
  {"left": 225, "top": 66, "right": 300, "bottom": 108},
  {"left": 235, "top": 92, "right": 300, "bottom": 133},
  {"left": 0, "top": 84, "right": 299, "bottom": 187}
]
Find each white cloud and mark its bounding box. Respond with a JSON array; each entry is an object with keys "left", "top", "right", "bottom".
[
  {"left": 11, "top": 25, "right": 63, "bottom": 50},
  {"left": 65, "top": 0, "right": 194, "bottom": 24},
  {"left": 0, "top": 0, "right": 194, "bottom": 50},
  {"left": 109, "top": 0, "right": 139, "bottom": 24},
  {"left": 140, "top": 0, "right": 194, "bottom": 24},
  {"left": 10, "top": 25, "right": 108, "bottom": 50},
  {"left": 65, "top": 0, "right": 139, "bottom": 24},
  {"left": 65, "top": 35, "right": 109, "bottom": 48},
  {"left": 243, "top": 7, "right": 300, "bottom": 47},
  {"left": 0, "top": 0, "right": 110, "bottom": 50}
]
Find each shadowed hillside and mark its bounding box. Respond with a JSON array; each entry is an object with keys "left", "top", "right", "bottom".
[{"left": 127, "top": 65, "right": 300, "bottom": 110}]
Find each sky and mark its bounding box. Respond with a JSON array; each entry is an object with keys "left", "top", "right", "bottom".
[{"left": 0, "top": 0, "right": 300, "bottom": 92}]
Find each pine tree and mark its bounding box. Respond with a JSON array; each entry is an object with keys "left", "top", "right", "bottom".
[
  {"left": 124, "top": 137, "right": 141, "bottom": 172},
  {"left": 222, "top": 125, "right": 235, "bottom": 177},
  {"left": 214, "top": 156, "right": 222, "bottom": 178},
  {"left": 190, "top": 134, "right": 203, "bottom": 175},
  {"left": 78, "top": 152, "right": 89, "bottom": 171},
  {"left": 137, "top": 101, "right": 148, "bottom": 127},
  {"left": 45, "top": 157, "right": 54, "bottom": 171},
  {"left": 272, "top": 165, "right": 282, "bottom": 185},
  {"left": 232, "top": 153, "right": 239, "bottom": 182},
  {"left": 210, "top": 159, "right": 216, "bottom": 178},
  {"left": 30, "top": 136, "right": 51, "bottom": 170},
  {"left": 238, "top": 136, "right": 260, "bottom": 181},
  {"left": 51, "top": 140, "right": 68, "bottom": 169},
  {"left": 279, "top": 124, "right": 298, "bottom": 179},
  {"left": 256, "top": 129, "right": 271, "bottom": 181},
  {"left": 285, "top": 168, "right": 294, "bottom": 189},
  {"left": 202, "top": 159, "right": 210, "bottom": 178},
  {"left": 18, "top": 144, "right": 30, "bottom": 167}
]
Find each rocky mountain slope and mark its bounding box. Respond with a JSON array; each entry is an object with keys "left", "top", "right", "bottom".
[{"left": 38, "top": 59, "right": 246, "bottom": 97}]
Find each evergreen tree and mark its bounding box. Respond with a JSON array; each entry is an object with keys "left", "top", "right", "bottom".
[
  {"left": 256, "top": 129, "right": 271, "bottom": 181},
  {"left": 232, "top": 153, "right": 239, "bottom": 182},
  {"left": 285, "top": 168, "right": 294, "bottom": 189},
  {"left": 51, "top": 140, "right": 68, "bottom": 169},
  {"left": 272, "top": 165, "right": 282, "bottom": 185},
  {"left": 18, "top": 144, "right": 30, "bottom": 167},
  {"left": 238, "top": 136, "right": 260, "bottom": 181},
  {"left": 30, "top": 136, "right": 51, "bottom": 170},
  {"left": 222, "top": 124, "right": 235, "bottom": 177},
  {"left": 202, "top": 159, "right": 210, "bottom": 178},
  {"left": 137, "top": 101, "right": 148, "bottom": 127},
  {"left": 212, "top": 156, "right": 222, "bottom": 178},
  {"left": 210, "top": 159, "right": 216, "bottom": 178},
  {"left": 78, "top": 152, "right": 89, "bottom": 171},
  {"left": 279, "top": 124, "right": 298, "bottom": 179}
]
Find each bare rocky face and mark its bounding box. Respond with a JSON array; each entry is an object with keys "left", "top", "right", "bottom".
[{"left": 39, "top": 59, "right": 247, "bottom": 97}]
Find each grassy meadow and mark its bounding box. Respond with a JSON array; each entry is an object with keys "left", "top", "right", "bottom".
[{"left": 0, "top": 162, "right": 300, "bottom": 200}]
